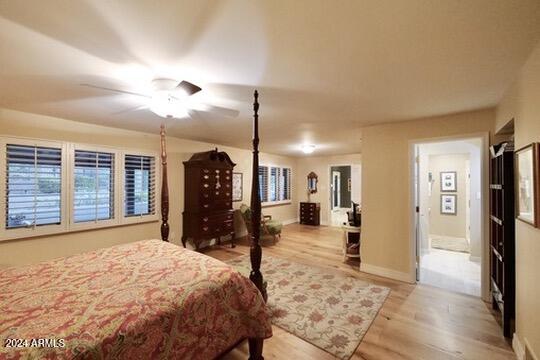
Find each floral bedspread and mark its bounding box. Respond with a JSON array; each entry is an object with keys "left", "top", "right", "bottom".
[{"left": 0, "top": 240, "right": 271, "bottom": 359}]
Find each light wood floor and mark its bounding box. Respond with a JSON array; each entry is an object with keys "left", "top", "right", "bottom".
[{"left": 205, "top": 224, "right": 515, "bottom": 360}]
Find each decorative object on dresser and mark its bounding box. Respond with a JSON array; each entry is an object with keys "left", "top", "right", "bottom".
[
  {"left": 299, "top": 202, "right": 320, "bottom": 226},
  {"left": 182, "top": 148, "right": 235, "bottom": 250},
  {"left": 515, "top": 142, "right": 539, "bottom": 227},
  {"left": 489, "top": 141, "right": 515, "bottom": 338}
]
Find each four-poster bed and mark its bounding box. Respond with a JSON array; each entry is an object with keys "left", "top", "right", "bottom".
[{"left": 0, "top": 91, "right": 270, "bottom": 359}]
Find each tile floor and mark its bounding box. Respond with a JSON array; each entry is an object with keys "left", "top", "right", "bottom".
[{"left": 420, "top": 248, "right": 481, "bottom": 297}]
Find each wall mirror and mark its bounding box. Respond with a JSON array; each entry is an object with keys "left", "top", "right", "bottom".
[{"left": 307, "top": 172, "right": 318, "bottom": 194}]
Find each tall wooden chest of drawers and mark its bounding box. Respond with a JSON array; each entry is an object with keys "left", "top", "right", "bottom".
[
  {"left": 300, "top": 202, "right": 320, "bottom": 226},
  {"left": 182, "top": 149, "right": 236, "bottom": 250}
]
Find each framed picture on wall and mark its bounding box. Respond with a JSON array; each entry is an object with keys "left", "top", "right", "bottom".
[
  {"left": 440, "top": 171, "right": 457, "bottom": 192},
  {"left": 516, "top": 143, "right": 540, "bottom": 227},
  {"left": 232, "top": 172, "right": 243, "bottom": 202},
  {"left": 441, "top": 194, "right": 457, "bottom": 215}
]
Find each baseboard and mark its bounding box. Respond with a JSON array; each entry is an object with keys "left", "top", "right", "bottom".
[
  {"left": 360, "top": 263, "right": 414, "bottom": 283},
  {"left": 514, "top": 333, "right": 525, "bottom": 360},
  {"left": 282, "top": 218, "right": 298, "bottom": 226}
]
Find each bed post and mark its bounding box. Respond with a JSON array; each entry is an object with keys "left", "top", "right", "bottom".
[
  {"left": 160, "top": 124, "right": 170, "bottom": 242},
  {"left": 248, "top": 90, "right": 265, "bottom": 360}
]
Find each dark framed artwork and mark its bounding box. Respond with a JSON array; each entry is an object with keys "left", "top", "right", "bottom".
[
  {"left": 440, "top": 171, "right": 457, "bottom": 192},
  {"left": 516, "top": 143, "right": 540, "bottom": 227},
  {"left": 441, "top": 194, "right": 457, "bottom": 215},
  {"left": 232, "top": 172, "right": 243, "bottom": 202}
]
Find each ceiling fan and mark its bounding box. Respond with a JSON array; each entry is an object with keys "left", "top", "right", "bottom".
[{"left": 81, "top": 78, "right": 239, "bottom": 119}]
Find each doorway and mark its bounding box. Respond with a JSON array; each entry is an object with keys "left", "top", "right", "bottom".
[
  {"left": 413, "top": 137, "right": 485, "bottom": 297},
  {"left": 329, "top": 165, "right": 361, "bottom": 226}
]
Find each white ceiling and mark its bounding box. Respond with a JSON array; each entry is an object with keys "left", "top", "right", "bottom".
[{"left": 1, "top": 0, "right": 539, "bottom": 156}]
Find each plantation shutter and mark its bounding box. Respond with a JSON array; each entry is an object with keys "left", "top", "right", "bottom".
[
  {"left": 73, "top": 150, "right": 114, "bottom": 223},
  {"left": 280, "top": 168, "right": 291, "bottom": 201},
  {"left": 124, "top": 154, "right": 155, "bottom": 217},
  {"left": 5, "top": 144, "right": 62, "bottom": 229},
  {"left": 269, "top": 167, "right": 279, "bottom": 202},
  {"left": 258, "top": 166, "right": 268, "bottom": 202}
]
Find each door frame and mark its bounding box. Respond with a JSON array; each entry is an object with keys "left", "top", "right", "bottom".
[
  {"left": 328, "top": 164, "right": 360, "bottom": 227},
  {"left": 408, "top": 132, "right": 490, "bottom": 301}
]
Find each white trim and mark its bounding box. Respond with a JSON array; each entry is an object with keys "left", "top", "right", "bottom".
[
  {"left": 120, "top": 150, "right": 160, "bottom": 224},
  {"left": 68, "top": 143, "right": 120, "bottom": 231},
  {"left": 282, "top": 218, "right": 298, "bottom": 225},
  {"left": 513, "top": 333, "right": 525, "bottom": 360},
  {"left": 360, "top": 262, "right": 415, "bottom": 283},
  {"left": 1, "top": 137, "right": 69, "bottom": 241}
]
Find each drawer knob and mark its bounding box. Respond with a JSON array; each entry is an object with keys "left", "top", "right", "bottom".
[
  {"left": 203, "top": 217, "right": 208, "bottom": 222},
  {"left": 203, "top": 226, "right": 209, "bottom": 231}
]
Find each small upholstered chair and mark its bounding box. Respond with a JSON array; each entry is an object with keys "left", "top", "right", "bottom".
[{"left": 239, "top": 204, "right": 283, "bottom": 245}]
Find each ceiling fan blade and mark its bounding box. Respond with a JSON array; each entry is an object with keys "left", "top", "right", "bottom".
[
  {"left": 187, "top": 102, "right": 239, "bottom": 117},
  {"left": 80, "top": 83, "right": 151, "bottom": 98},
  {"left": 200, "top": 104, "right": 239, "bottom": 118},
  {"left": 177, "top": 80, "right": 202, "bottom": 96},
  {"left": 112, "top": 104, "right": 148, "bottom": 115}
]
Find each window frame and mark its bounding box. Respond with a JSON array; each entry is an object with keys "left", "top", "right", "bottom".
[
  {"left": 120, "top": 150, "right": 160, "bottom": 225},
  {"left": 259, "top": 164, "right": 292, "bottom": 207},
  {"left": 68, "top": 143, "right": 121, "bottom": 231},
  {"left": 1, "top": 136, "right": 69, "bottom": 241},
  {"left": 0, "top": 136, "right": 160, "bottom": 242}
]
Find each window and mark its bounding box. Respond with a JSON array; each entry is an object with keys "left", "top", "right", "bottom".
[
  {"left": 258, "top": 166, "right": 268, "bottom": 203},
  {"left": 5, "top": 144, "right": 62, "bottom": 229},
  {"left": 124, "top": 154, "right": 156, "bottom": 217},
  {"left": 1, "top": 137, "right": 159, "bottom": 241},
  {"left": 73, "top": 150, "right": 114, "bottom": 223},
  {"left": 258, "top": 165, "right": 292, "bottom": 205},
  {"left": 280, "top": 168, "right": 291, "bottom": 201}
]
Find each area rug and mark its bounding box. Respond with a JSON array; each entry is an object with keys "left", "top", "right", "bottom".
[
  {"left": 226, "top": 255, "right": 390, "bottom": 360},
  {"left": 431, "top": 235, "right": 470, "bottom": 253}
]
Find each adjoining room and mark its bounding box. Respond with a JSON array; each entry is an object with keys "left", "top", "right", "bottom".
[{"left": 415, "top": 138, "right": 483, "bottom": 297}]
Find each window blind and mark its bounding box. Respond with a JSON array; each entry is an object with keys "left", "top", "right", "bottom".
[
  {"left": 74, "top": 150, "right": 114, "bottom": 223},
  {"left": 280, "top": 168, "right": 291, "bottom": 201},
  {"left": 5, "top": 144, "right": 62, "bottom": 229},
  {"left": 269, "top": 167, "right": 279, "bottom": 202},
  {"left": 124, "top": 154, "right": 155, "bottom": 217},
  {"left": 258, "top": 166, "right": 268, "bottom": 203}
]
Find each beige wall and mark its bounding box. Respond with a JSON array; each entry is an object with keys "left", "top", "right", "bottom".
[
  {"left": 295, "top": 153, "right": 361, "bottom": 225},
  {"left": 0, "top": 108, "right": 298, "bottom": 268},
  {"left": 496, "top": 42, "right": 540, "bottom": 358},
  {"left": 429, "top": 153, "right": 469, "bottom": 239},
  {"left": 361, "top": 109, "right": 494, "bottom": 280}
]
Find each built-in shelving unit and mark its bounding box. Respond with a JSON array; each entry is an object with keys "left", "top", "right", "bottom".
[{"left": 489, "top": 143, "right": 515, "bottom": 338}]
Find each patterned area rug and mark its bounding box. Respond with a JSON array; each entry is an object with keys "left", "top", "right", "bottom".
[
  {"left": 226, "top": 255, "right": 390, "bottom": 359},
  {"left": 431, "top": 235, "right": 470, "bottom": 253}
]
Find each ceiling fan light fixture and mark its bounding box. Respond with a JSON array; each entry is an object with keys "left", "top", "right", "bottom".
[
  {"left": 149, "top": 91, "right": 188, "bottom": 119},
  {"left": 301, "top": 144, "right": 316, "bottom": 154}
]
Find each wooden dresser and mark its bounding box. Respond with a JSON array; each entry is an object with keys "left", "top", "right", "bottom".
[
  {"left": 182, "top": 149, "right": 235, "bottom": 250},
  {"left": 299, "top": 202, "right": 320, "bottom": 226}
]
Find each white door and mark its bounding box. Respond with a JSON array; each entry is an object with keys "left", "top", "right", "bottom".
[
  {"left": 414, "top": 146, "right": 421, "bottom": 281},
  {"left": 332, "top": 171, "right": 341, "bottom": 209}
]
